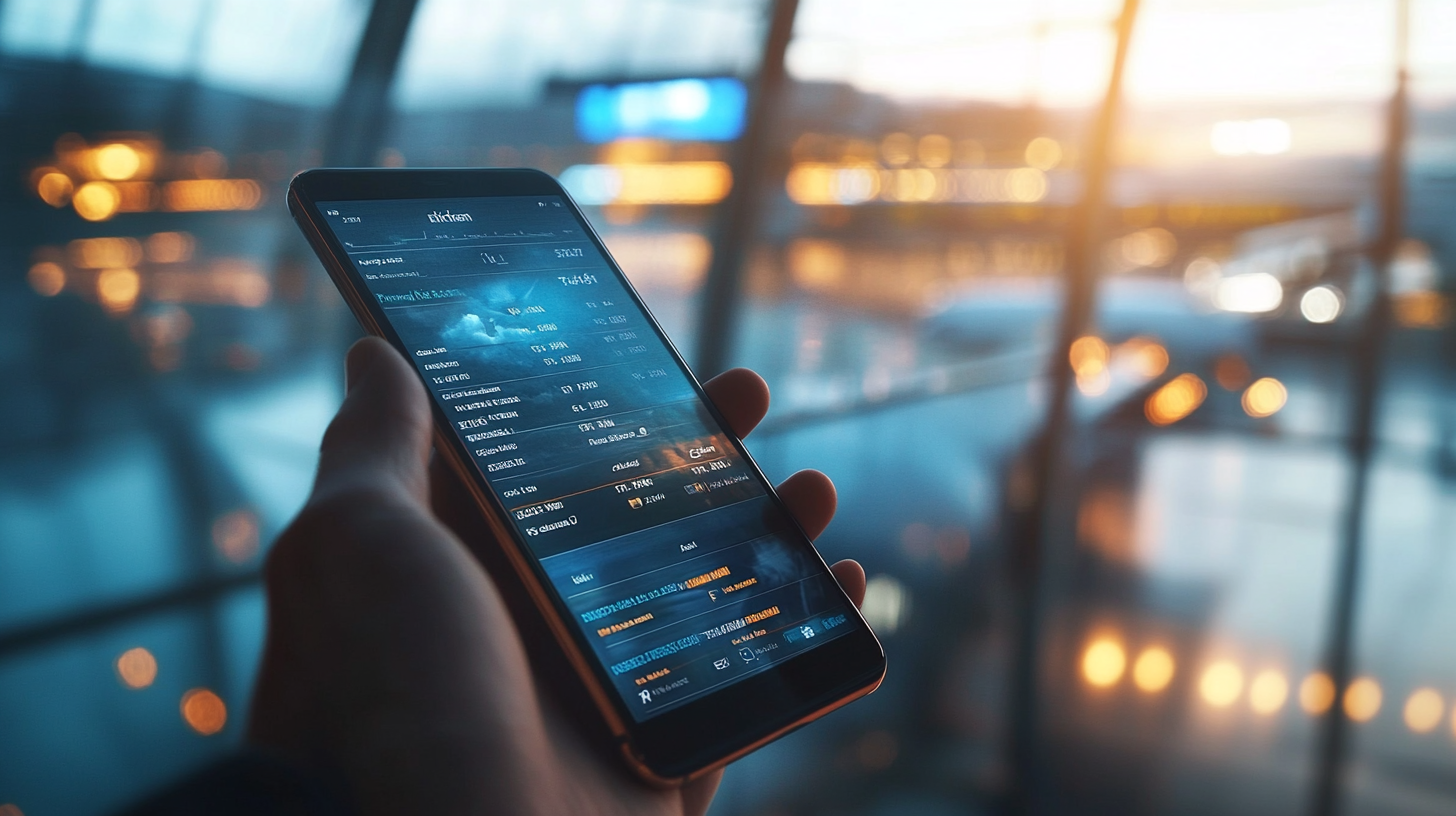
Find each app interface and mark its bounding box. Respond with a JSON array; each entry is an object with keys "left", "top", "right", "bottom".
[{"left": 317, "top": 194, "right": 858, "bottom": 720}]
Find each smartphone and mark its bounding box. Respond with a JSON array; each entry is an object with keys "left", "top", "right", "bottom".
[{"left": 288, "top": 168, "right": 885, "bottom": 783}]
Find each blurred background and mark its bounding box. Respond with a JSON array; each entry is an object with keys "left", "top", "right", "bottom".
[{"left": 1, "top": 0, "right": 1455, "bottom": 814}]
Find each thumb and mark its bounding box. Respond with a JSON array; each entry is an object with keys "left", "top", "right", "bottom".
[{"left": 313, "top": 337, "right": 433, "bottom": 503}]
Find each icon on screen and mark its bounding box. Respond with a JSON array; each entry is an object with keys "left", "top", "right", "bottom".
[
  {"left": 684, "top": 483, "right": 706, "bottom": 495},
  {"left": 627, "top": 497, "right": 644, "bottom": 509},
  {"left": 800, "top": 625, "right": 816, "bottom": 639},
  {"left": 713, "top": 657, "right": 731, "bottom": 670},
  {"left": 738, "top": 647, "right": 756, "bottom": 663},
  {"left": 639, "top": 689, "right": 652, "bottom": 703}
]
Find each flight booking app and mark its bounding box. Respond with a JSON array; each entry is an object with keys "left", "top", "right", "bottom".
[{"left": 317, "top": 195, "right": 859, "bottom": 720}]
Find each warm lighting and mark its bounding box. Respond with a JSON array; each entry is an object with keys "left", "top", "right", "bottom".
[
  {"left": 1300, "top": 286, "right": 1342, "bottom": 323},
  {"left": 1069, "top": 335, "right": 1109, "bottom": 377},
  {"left": 1006, "top": 167, "right": 1048, "bottom": 202},
  {"left": 1249, "top": 670, "right": 1289, "bottom": 715},
  {"left": 116, "top": 647, "right": 158, "bottom": 689},
  {"left": 94, "top": 143, "right": 143, "bottom": 180},
  {"left": 146, "top": 231, "right": 195, "bottom": 263},
  {"left": 1404, "top": 688, "right": 1444, "bottom": 733},
  {"left": 559, "top": 162, "right": 731, "bottom": 206},
  {"left": 1300, "top": 672, "right": 1336, "bottom": 715},
  {"left": 788, "top": 239, "right": 847, "bottom": 290},
  {"left": 1214, "top": 272, "right": 1283, "bottom": 313},
  {"left": 163, "top": 179, "right": 264, "bottom": 212},
  {"left": 213, "top": 510, "right": 260, "bottom": 564},
  {"left": 1145, "top": 373, "right": 1207, "bottom": 426},
  {"left": 785, "top": 163, "right": 881, "bottom": 205},
  {"left": 1082, "top": 638, "right": 1126, "bottom": 688},
  {"left": 27, "top": 262, "right": 65, "bottom": 296},
  {"left": 1211, "top": 119, "right": 1291, "bottom": 156},
  {"left": 918, "top": 134, "right": 952, "bottom": 168},
  {"left": 1344, "top": 678, "right": 1382, "bottom": 722},
  {"left": 72, "top": 181, "right": 121, "bottom": 221},
  {"left": 1133, "top": 647, "right": 1175, "bottom": 693},
  {"left": 1116, "top": 337, "right": 1169, "bottom": 378},
  {"left": 784, "top": 163, "right": 1046, "bottom": 205},
  {"left": 0, "top": 804, "right": 24, "bottom": 816},
  {"left": 35, "top": 169, "right": 73, "bottom": 206},
  {"left": 97, "top": 268, "right": 141, "bottom": 313},
  {"left": 181, "top": 688, "right": 228, "bottom": 735},
  {"left": 1118, "top": 228, "right": 1177, "bottom": 268},
  {"left": 1392, "top": 292, "right": 1450, "bottom": 329},
  {"left": 69, "top": 237, "right": 143, "bottom": 268},
  {"left": 1200, "top": 661, "right": 1244, "bottom": 707},
  {"left": 1241, "top": 377, "right": 1287, "bottom": 418},
  {"left": 1214, "top": 354, "right": 1251, "bottom": 391},
  {"left": 1025, "top": 137, "right": 1063, "bottom": 171}
]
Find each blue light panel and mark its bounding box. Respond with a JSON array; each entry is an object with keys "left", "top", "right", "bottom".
[{"left": 575, "top": 77, "right": 747, "bottom": 143}]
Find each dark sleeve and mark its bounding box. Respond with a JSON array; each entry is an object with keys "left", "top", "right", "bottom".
[{"left": 116, "top": 750, "right": 355, "bottom": 816}]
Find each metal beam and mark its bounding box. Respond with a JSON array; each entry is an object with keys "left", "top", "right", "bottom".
[
  {"left": 0, "top": 572, "right": 261, "bottom": 660},
  {"left": 1001, "top": 1, "right": 1142, "bottom": 812},
  {"left": 1307, "top": 3, "right": 1410, "bottom": 815},
  {"left": 694, "top": 0, "right": 799, "bottom": 378},
  {"left": 323, "top": 0, "right": 422, "bottom": 166}
]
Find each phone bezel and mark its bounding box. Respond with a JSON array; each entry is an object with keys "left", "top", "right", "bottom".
[{"left": 287, "top": 167, "right": 886, "bottom": 782}]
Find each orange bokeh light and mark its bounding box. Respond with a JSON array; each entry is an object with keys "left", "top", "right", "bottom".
[
  {"left": 181, "top": 688, "right": 228, "bottom": 735},
  {"left": 1082, "top": 638, "right": 1126, "bottom": 688},
  {"left": 116, "top": 647, "right": 158, "bottom": 690},
  {"left": 1145, "top": 373, "right": 1207, "bottom": 426}
]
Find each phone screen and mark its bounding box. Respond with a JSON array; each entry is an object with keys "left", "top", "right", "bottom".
[{"left": 315, "top": 194, "right": 860, "bottom": 721}]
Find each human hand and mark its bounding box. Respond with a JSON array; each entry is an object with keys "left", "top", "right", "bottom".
[{"left": 248, "top": 337, "right": 866, "bottom": 816}]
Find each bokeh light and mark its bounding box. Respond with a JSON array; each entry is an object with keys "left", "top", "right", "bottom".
[
  {"left": 1241, "top": 377, "right": 1287, "bottom": 418},
  {"left": 69, "top": 237, "right": 143, "bottom": 268},
  {"left": 1082, "top": 638, "right": 1126, "bottom": 688},
  {"left": 1213, "top": 272, "right": 1284, "bottom": 313},
  {"left": 115, "top": 647, "right": 158, "bottom": 690},
  {"left": 35, "top": 170, "right": 73, "bottom": 206},
  {"left": 93, "top": 143, "right": 142, "bottom": 180},
  {"left": 1199, "top": 662, "right": 1244, "bottom": 708},
  {"left": 1301, "top": 672, "right": 1336, "bottom": 715},
  {"left": 145, "top": 231, "right": 196, "bottom": 263},
  {"left": 1300, "top": 286, "right": 1343, "bottom": 323},
  {"left": 1249, "top": 670, "right": 1289, "bottom": 715},
  {"left": 212, "top": 510, "right": 260, "bottom": 564},
  {"left": 181, "top": 689, "right": 227, "bottom": 735},
  {"left": 72, "top": 181, "right": 121, "bottom": 221},
  {"left": 0, "top": 803, "right": 24, "bottom": 816},
  {"left": 1024, "top": 136, "right": 1062, "bottom": 170},
  {"left": 1343, "top": 677, "right": 1382, "bottom": 722},
  {"left": 27, "top": 262, "right": 65, "bottom": 297},
  {"left": 1069, "top": 335, "right": 1109, "bottom": 378},
  {"left": 1403, "top": 688, "right": 1444, "bottom": 733},
  {"left": 1116, "top": 337, "right": 1169, "bottom": 379},
  {"left": 96, "top": 268, "right": 141, "bottom": 314},
  {"left": 1132, "top": 647, "right": 1175, "bottom": 693},
  {"left": 1145, "top": 373, "right": 1207, "bottom": 426}
]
